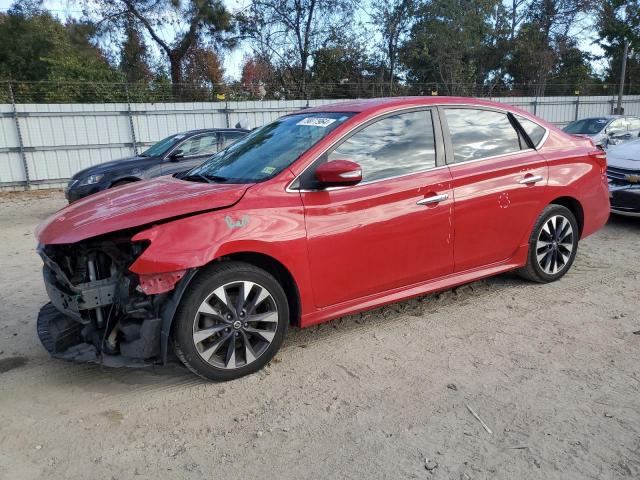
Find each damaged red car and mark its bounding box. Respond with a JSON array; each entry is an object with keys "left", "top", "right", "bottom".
[{"left": 36, "top": 97, "right": 610, "bottom": 380}]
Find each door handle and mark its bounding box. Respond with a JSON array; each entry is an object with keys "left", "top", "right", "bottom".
[
  {"left": 417, "top": 193, "right": 448, "bottom": 205},
  {"left": 518, "top": 174, "right": 544, "bottom": 185}
]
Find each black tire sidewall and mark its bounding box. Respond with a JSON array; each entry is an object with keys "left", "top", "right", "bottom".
[
  {"left": 528, "top": 205, "right": 579, "bottom": 282},
  {"left": 173, "top": 262, "right": 289, "bottom": 381}
]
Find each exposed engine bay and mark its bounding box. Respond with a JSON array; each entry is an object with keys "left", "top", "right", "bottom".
[{"left": 37, "top": 234, "right": 191, "bottom": 366}]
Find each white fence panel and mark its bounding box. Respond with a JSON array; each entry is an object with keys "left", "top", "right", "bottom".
[
  {"left": 0, "top": 104, "right": 25, "bottom": 184},
  {"left": 1, "top": 95, "right": 639, "bottom": 189}
]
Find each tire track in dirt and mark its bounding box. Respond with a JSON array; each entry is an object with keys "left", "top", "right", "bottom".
[{"left": 12, "top": 259, "right": 625, "bottom": 404}]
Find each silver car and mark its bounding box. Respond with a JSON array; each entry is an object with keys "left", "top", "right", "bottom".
[
  {"left": 563, "top": 115, "right": 640, "bottom": 149},
  {"left": 607, "top": 138, "right": 640, "bottom": 217}
]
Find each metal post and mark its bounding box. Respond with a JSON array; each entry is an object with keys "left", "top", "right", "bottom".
[
  {"left": 8, "top": 83, "right": 30, "bottom": 190},
  {"left": 574, "top": 92, "right": 580, "bottom": 121},
  {"left": 615, "top": 40, "right": 629, "bottom": 115},
  {"left": 224, "top": 99, "right": 230, "bottom": 128},
  {"left": 124, "top": 83, "right": 139, "bottom": 156},
  {"left": 532, "top": 98, "right": 538, "bottom": 116}
]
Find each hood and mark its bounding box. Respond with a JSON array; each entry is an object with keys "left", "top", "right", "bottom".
[
  {"left": 71, "top": 156, "right": 157, "bottom": 180},
  {"left": 36, "top": 176, "right": 252, "bottom": 244},
  {"left": 607, "top": 139, "right": 640, "bottom": 170}
]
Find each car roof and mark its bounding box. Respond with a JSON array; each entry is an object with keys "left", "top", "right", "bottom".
[{"left": 300, "top": 96, "right": 535, "bottom": 115}]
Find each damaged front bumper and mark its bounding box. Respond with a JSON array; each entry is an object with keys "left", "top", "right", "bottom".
[
  {"left": 37, "top": 239, "right": 193, "bottom": 367},
  {"left": 37, "top": 303, "right": 161, "bottom": 367}
]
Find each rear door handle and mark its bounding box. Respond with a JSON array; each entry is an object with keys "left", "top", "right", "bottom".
[
  {"left": 417, "top": 193, "right": 448, "bottom": 205},
  {"left": 518, "top": 174, "right": 544, "bottom": 185}
]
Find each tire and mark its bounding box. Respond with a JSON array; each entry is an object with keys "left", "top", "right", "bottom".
[
  {"left": 173, "top": 261, "right": 289, "bottom": 381},
  {"left": 517, "top": 204, "right": 579, "bottom": 283}
]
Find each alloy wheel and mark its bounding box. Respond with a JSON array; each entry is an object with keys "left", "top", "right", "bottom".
[
  {"left": 192, "top": 281, "right": 279, "bottom": 369},
  {"left": 535, "top": 214, "right": 574, "bottom": 275}
]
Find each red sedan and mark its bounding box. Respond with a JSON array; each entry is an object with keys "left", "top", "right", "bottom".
[{"left": 36, "top": 97, "right": 610, "bottom": 380}]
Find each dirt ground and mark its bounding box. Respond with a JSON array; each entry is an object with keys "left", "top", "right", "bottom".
[{"left": 0, "top": 189, "right": 639, "bottom": 480}]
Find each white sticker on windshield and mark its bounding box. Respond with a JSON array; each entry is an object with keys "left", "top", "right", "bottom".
[{"left": 297, "top": 117, "right": 336, "bottom": 127}]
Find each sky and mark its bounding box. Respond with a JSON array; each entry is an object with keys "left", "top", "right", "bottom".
[{"left": 0, "top": 0, "right": 606, "bottom": 81}]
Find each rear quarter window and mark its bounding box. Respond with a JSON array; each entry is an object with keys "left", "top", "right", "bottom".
[{"left": 515, "top": 115, "right": 547, "bottom": 147}]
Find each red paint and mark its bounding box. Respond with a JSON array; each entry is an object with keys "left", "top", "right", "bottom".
[
  {"left": 137, "top": 270, "right": 188, "bottom": 295},
  {"left": 448, "top": 149, "right": 549, "bottom": 271},
  {"left": 35, "top": 176, "right": 250, "bottom": 245},
  {"left": 314, "top": 159, "right": 363, "bottom": 186},
  {"left": 36, "top": 97, "right": 610, "bottom": 329},
  {"left": 301, "top": 168, "right": 454, "bottom": 307}
]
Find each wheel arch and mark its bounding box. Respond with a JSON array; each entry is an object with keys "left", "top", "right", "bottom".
[
  {"left": 548, "top": 196, "right": 584, "bottom": 237},
  {"left": 110, "top": 177, "right": 140, "bottom": 187},
  {"left": 212, "top": 252, "right": 302, "bottom": 328}
]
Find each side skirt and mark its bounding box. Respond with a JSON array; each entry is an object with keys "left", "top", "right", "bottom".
[{"left": 299, "top": 245, "right": 529, "bottom": 328}]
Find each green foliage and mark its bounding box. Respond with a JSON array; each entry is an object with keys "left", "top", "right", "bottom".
[
  {"left": 597, "top": 0, "right": 640, "bottom": 92},
  {"left": 399, "top": 0, "right": 505, "bottom": 94},
  {"left": 0, "top": 4, "right": 122, "bottom": 101},
  {"left": 0, "top": 0, "right": 635, "bottom": 102},
  {"left": 120, "top": 16, "right": 153, "bottom": 85}
]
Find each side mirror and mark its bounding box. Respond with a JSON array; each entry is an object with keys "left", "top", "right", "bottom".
[
  {"left": 315, "top": 160, "right": 362, "bottom": 188},
  {"left": 169, "top": 150, "right": 185, "bottom": 161}
]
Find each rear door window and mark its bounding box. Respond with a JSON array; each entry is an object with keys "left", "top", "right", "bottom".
[
  {"left": 219, "top": 131, "right": 246, "bottom": 150},
  {"left": 444, "top": 108, "right": 523, "bottom": 163},
  {"left": 176, "top": 133, "right": 219, "bottom": 156}
]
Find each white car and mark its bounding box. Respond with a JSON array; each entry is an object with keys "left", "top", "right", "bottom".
[
  {"left": 607, "top": 138, "right": 640, "bottom": 216},
  {"left": 563, "top": 116, "right": 640, "bottom": 149}
]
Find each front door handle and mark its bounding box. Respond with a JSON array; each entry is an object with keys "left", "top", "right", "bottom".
[
  {"left": 518, "top": 174, "right": 544, "bottom": 185},
  {"left": 417, "top": 193, "right": 448, "bottom": 205}
]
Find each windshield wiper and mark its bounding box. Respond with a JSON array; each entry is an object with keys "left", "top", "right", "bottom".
[
  {"left": 181, "top": 173, "right": 228, "bottom": 183},
  {"left": 202, "top": 174, "right": 228, "bottom": 182},
  {"left": 181, "top": 173, "right": 212, "bottom": 183}
]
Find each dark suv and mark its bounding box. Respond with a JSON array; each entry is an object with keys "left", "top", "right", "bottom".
[{"left": 65, "top": 128, "right": 248, "bottom": 202}]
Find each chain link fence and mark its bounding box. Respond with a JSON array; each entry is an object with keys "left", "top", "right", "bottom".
[{"left": 0, "top": 80, "right": 633, "bottom": 104}]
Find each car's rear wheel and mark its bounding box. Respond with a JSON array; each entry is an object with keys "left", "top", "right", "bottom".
[
  {"left": 173, "top": 261, "right": 289, "bottom": 381},
  {"left": 517, "top": 205, "right": 579, "bottom": 283}
]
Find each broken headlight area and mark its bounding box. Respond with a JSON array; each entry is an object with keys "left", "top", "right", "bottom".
[{"left": 37, "top": 235, "right": 173, "bottom": 367}]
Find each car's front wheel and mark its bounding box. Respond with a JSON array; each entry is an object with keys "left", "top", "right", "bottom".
[
  {"left": 173, "top": 261, "right": 289, "bottom": 381},
  {"left": 517, "top": 204, "right": 579, "bottom": 283}
]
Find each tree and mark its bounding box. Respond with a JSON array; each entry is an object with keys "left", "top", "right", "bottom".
[
  {"left": 120, "top": 15, "right": 152, "bottom": 84},
  {"left": 185, "top": 47, "right": 224, "bottom": 85},
  {"left": 508, "top": 0, "right": 597, "bottom": 95},
  {"left": 597, "top": 0, "right": 640, "bottom": 93},
  {"left": 241, "top": 54, "right": 273, "bottom": 86},
  {"left": 372, "top": 0, "right": 414, "bottom": 90},
  {"left": 85, "top": 0, "right": 235, "bottom": 95},
  {"left": 399, "top": 0, "right": 504, "bottom": 94},
  {"left": 238, "top": 0, "right": 356, "bottom": 94},
  {"left": 240, "top": 54, "right": 274, "bottom": 98},
  {"left": 0, "top": 2, "right": 120, "bottom": 101}
]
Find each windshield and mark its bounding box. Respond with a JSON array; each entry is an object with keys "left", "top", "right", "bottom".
[
  {"left": 141, "top": 133, "right": 186, "bottom": 157},
  {"left": 563, "top": 118, "right": 609, "bottom": 135},
  {"left": 186, "top": 112, "right": 354, "bottom": 183}
]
